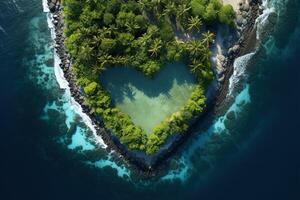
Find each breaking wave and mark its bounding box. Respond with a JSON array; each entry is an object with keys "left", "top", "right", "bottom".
[
  {"left": 228, "top": 52, "right": 255, "bottom": 96},
  {"left": 43, "top": 0, "right": 107, "bottom": 148}
]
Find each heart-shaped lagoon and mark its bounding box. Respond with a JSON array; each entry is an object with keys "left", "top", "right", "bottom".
[
  {"left": 100, "top": 62, "right": 196, "bottom": 134},
  {"left": 61, "top": 0, "right": 234, "bottom": 155}
]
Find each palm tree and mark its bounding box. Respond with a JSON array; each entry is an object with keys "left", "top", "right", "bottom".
[
  {"left": 147, "top": 25, "right": 159, "bottom": 38},
  {"left": 177, "top": 4, "right": 191, "bottom": 17},
  {"left": 189, "top": 60, "right": 205, "bottom": 75},
  {"left": 162, "top": 2, "right": 176, "bottom": 23},
  {"left": 187, "top": 16, "right": 202, "bottom": 32},
  {"left": 112, "top": 56, "right": 130, "bottom": 65},
  {"left": 125, "top": 21, "right": 140, "bottom": 33},
  {"left": 138, "top": 0, "right": 150, "bottom": 19},
  {"left": 201, "top": 31, "right": 215, "bottom": 48},
  {"left": 150, "top": 0, "right": 163, "bottom": 19},
  {"left": 80, "top": 45, "right": 94, "bottom": 61},
  {"left": 200, "top": 47, "right": 212, "bottom": 64},
  {"left": 91, "top": 34, "right": 102, "bottom": 47},
  {"left": 187, "top": 40, "right": 204, "bottom": 56},
  {"left": 138, "top": 33, "right": 151, "bottom": 46},
  {"left": 148, "top": 38, "right": 162, "bottom": 57},
  {"left": 99, "top": 27, "right": 113, "bottom": 38},
  {"left": 138, "top": 26, "right": 158, "bottom": 47},
  {"left": 152, "top": 0, "right": 162, "bottom": 10},
  {"left": 175, "top": 4, "right": 191, "bottom": 31},
  {"left": 163, "top": 2, "right": 176, "bottom": 17},
  {"left": 138, "top": 0, "right": 147, "bottom": 11},
  {"left": 97, "top": 54, "right": 112, "bottom": 71}
]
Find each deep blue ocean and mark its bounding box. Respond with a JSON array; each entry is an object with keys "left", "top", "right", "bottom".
[{"left": 0, "top": 0, "right": 299, "bottom": 199}]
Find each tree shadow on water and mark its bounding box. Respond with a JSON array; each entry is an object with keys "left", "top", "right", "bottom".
[{"left": 99, "top": 62, "right": 197, "bottom": 104}]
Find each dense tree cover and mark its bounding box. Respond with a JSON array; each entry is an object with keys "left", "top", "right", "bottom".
[
  {"left": 63, "top": 0, "right": 235, "bottom": 154},
  {"left": 191, "top": 0, "right": 235, "bottom": 25}
]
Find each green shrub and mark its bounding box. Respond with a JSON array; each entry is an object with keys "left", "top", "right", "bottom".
[
  {"left": 103, "top": 12, "right": 114, "bottom": 25},
  {"left": 218, "top": 5, "right": 236, "bottom": 27},
  {"left": 84, "top": 82, "right": 98, "bottom": 95}
]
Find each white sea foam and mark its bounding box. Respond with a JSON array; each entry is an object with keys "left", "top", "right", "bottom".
[
  {"left": 68, "top": 126, "right": 96, "bottom": 151},
  {"left": 43, "top": 1, "right": 107, "bottom": 148},
  {"left": 228, "top": 0, "right": 277, "bottom": 96},
  {"left": 53, "top": 53, "right": 70, "bottom": 89},
  {"left": 255, "top": 1, "right": 276, "bottom": 40},
  {"left": 42, "top": 0, "right": 49, "bottom": 12},
  {"left": 228, "top": 0, "right": 280, "bottom": 94},
  {"left": 228, "top": 52, "right": 255, "bottom": 96}
]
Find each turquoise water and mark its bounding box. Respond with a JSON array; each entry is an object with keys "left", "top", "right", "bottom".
[
  {"left": 67, "top": 127, "right": 95, "bottom": 151},
  {"left": 100, "top": 63, "right": 196, "bottom": 133},
  {"left": 27, "top": 8, "right": 130, "bottom": 177},
  {"left": 2, "top": 0, "right": 300, "bottom": 199}
]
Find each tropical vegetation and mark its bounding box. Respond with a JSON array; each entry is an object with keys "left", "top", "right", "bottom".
[{"left": 62, "top": 0, "right": 235, "bottom": 154}]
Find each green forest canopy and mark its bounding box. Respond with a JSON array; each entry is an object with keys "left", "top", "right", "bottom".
[{"left": 63, "top": 0, "right": 235, "bottom": 154}]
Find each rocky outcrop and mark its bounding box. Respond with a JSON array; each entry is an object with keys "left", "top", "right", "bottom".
[
  {"left": 215, "top": 0, "right": 262, "bottom": 106},
  {"left": 215, "top": 0, "right": 263, "bottom": 86}
]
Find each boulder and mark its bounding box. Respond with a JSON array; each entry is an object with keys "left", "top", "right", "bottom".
[
  {"left": 228, "top": 44, "right": 240, "bottom": 56},
  {"left": 232, "top": 44, "right": 240, "bottom": 53},
  {"left": 48, "top": 2, "right": 56, "bottom": 12},
  {"left": 242, "top": 19, "right": 248, "bottom": 26},
  {"left": 218, "top": 74, "right": 225, "bottom": 83},
  {"left": 236, "top": 14, "right": 243, "bottom": 26},
  {"left": 217, "top": 54, "right": 225, "bottom": 63},
  {"left": 216, "top": 54, "right": 225, "bottom": 69},
  {"left": 243, "top": 4, "right": 250, "bottom": 12}
]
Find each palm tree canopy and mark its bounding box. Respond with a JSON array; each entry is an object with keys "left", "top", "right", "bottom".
[
  {"left": 148, "top": 38, "right": 162, "bottom": 56},
  {"left": 187, "top": 16, "right": 202, "bottom": 32},
  {"left": 202, "top": 31, "right": 215, "bottom": 47}
]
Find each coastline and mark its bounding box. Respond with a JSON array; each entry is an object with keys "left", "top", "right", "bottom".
[{"left": 45, "top": 0, "right": 263, "bottom": 176}]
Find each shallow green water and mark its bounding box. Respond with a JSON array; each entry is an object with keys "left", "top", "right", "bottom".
[{"left": 100, "top": 62, "right": 196, "bottom": 133}]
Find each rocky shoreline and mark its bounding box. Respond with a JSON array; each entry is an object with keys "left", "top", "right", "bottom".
[
  {"left": 46, "top": 0, "right": 263, "bottom": 177},
  {"left": 215, "top": 0, "right": 262, "bottom": 107}
]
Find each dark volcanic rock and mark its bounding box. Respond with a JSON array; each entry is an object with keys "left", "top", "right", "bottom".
[
  {"left": 49, "top": 2, "right": 56, "bottom": 12},
  {"left": 236, "top": 14, "right": 244, "bottom": 26}
]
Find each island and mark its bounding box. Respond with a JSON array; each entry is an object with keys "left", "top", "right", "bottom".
[{"left": 47, "top": 0, "right": 262, "bottom": 173}]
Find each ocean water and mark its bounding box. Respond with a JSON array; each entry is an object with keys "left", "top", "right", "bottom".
[{"left": 0, "top": 0, "right": 299, "bottom": 199}]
